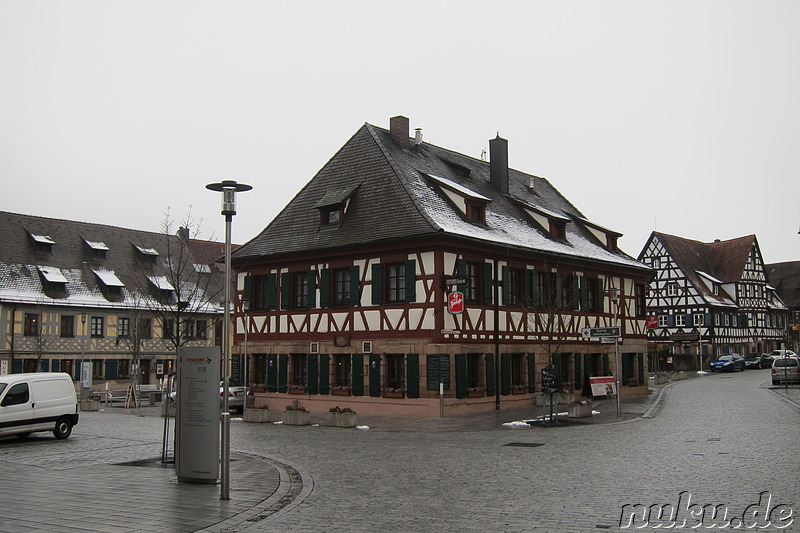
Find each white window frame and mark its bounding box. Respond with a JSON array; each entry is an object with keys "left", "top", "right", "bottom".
[
  {"left": 658, "top": 315, "right": 668, "bottom": 327},
  {"left": 676, "top": 314, "right": 686, "bottom": 327},
  {"left": 666, "top": 283, "right": 678, "bottom": 297},
  {"left": 653, "top": 258, "right": 661, "bottom": 269},
  {"left": 693, "top": 313, "right": 704, "bottom": 326}
]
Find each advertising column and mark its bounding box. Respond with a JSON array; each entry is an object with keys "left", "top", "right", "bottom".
[{"left": 175, "top": 346, "right": 220, "bottom": 484}]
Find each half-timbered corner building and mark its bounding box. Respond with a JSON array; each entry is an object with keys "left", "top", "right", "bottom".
[
  {"left": 638, "top": 232, "right": 788, "bottom": 368},
  {"left": 233, "top": 116, "right": 652, "bottom": 416}
]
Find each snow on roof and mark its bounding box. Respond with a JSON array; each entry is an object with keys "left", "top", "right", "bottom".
[
  {"left": 85, "top": 240, "right": 110, "bottom": 251},
  {"left": 194, "top": 263, "right": 212, "bottom": 273},
  {"left": 93, "top": 269, "right": 124, "bottom": 287},
  {"left": 32, "top": 234, "right": 55, "bottom": 244},
  {"left": 37, "top": 265, "right": 67, "bottom": 283},
  {"left": 423, "top": 173, "right": 491, "bottom": 202},
  {"left": 147, "top": 275, "right": 174, "bottom": 291},
  {"left": 135, "top": 245, "right": 159, "bottom": 256},
  {"left": 696, "top": 270, "right": 723, "bottom": 284}
]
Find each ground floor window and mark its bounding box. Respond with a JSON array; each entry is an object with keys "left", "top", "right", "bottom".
[
  {"left": 291, "top": 354, "right": 307, "bottom": 388},
  {"left": 467, "top": 353, "right": 482, "bottom": 389},
  {"left": 118, "top": 359, "right": 131, "bottom": 379},
  {"left": 254, "top": 354, "right": 267, "bottom": 386},
  {"left": 386, "top": 354, "right": 404, "bottom": 391},
  {"left": 335, "top": 355, "right": 351, "bottom": 389},
  {"left": 510, "top": 353, "right": 524, "bottom": 388},
  {"left": 22, "top": 358, "right": 37, "bottom": 372},
  {"left": 92, "top": 359, "right": 103, "bottom": 380}
]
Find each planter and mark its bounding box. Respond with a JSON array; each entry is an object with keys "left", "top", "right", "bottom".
[
  {"left": 383, "top": 391, "right": 404, "bottom": 398},
  {"left": 326, "top": 411, "right": 357, "bottom": 428},
  {"left": 332, "top": 389, "right": 351, "bottom": 396},
  {"left": 288, "top": 386, "right": 306, "bottom": 394},
  {"left": 671, "top": 371, "right": 688, "bottom": 381},
  {"left": 281, "top": 410, "right": 311, "bottom": 426},
  {"left": 81, "top": 399, "right": 101, "bottom": 411},
  {"left": 243, "top": 408, "right": 270, "bottom": 423},
  {"left": 568, "top": 403, "right": 593, "bottom": 418},
  {"left": 653, "top": 375, "right": 669, "bottom": 385},
  {"left": 468, "top": 390, "right": 484, "bottom": 398}
]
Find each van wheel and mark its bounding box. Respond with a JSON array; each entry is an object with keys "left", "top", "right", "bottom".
[
  {"left": 15, "top": 432, "right": 31, "bottom": 439},
  {"left": 53, "top": 417, "right": 73, "bottom": 439}
]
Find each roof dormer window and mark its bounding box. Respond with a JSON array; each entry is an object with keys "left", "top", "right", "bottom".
[
  {"left": 85, "top": 239, "right": 109, "bottom": 260},
  {"left": 549, "top": 220, "right": 567, "bottom": 240},
  {"left": 466, "top": 202, "right": 486, "bottom": 224},
  {"left": 37, "top": 265, "right": 68, "bottom": 297},
  {"left": 31, "top": 233, "right": 55, "bottom": 254},
  {"left": 134, "top": 244, "right": 159, "bottom": 264},
  {"left": 315, "top": 184, "right": 359, "bottom": 227}
]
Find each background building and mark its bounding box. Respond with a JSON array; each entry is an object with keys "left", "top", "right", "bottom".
[
  {"left": 0, "top": 211, "right": 225, "bottom": 397},
  {"left": 639, "top": 232, "right": 787, "bottom": 370},
  {"left": 232, "top": 116, "right": 652, "bottom": 416}
]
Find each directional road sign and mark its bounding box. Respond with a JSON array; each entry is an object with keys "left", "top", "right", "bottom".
[{"left": 581, "top": 326, "right": 621, "bottom": 339}]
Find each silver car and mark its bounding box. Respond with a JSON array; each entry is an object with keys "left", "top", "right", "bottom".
[{"left": 771, "top": 357, "right": 800, "bottom": 385}]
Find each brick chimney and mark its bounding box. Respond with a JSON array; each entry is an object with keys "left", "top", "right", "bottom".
[
  {"left": 489, "top": 134, "right": 509, "bottom": 194},
  {"left": 390, "top": 115, "right": 410, "bottom": 149}
]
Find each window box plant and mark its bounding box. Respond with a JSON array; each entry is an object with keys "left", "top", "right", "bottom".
[
  {"left": 467, "top": 388, "right": 484, "bottom": 398},
  {"left": 243, "top": 404, "right": 270, "bottom": 423},
  {"left": 326, "top": 406, "right": 357, "bottom": 427},
  {"left": 383, "top": 388, "right": 404, "bottom": 398},
  {"left": 81, "top": 395, "right": 102, "bottom": 411},
  {"left": 281, "top": 399, "right": 310, "bottom": 425},
  {"left": 332, "top": 386, "right": 351, "bottom": 396},
  {"left": 568, "top": 399, "right": 593, "bottom": 418},
  {"left": 288, "top": 385, "right": 306, "bottom": 394}
]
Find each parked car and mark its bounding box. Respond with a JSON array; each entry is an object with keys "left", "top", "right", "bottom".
[
  {"left": 710, "top": 354, "right": 745, "bottom": 372},
  {"left": 0, "top": 373, "right": 79, "bottom": 440},
  {"left": 768, "top": 349, "right": 797, "bottom": 359},
  {"left": 771, "top": 357, "right": 800, "bottom": 385},
  {"left": 743, "top": 353, "right": 770, "bottom": 370}
]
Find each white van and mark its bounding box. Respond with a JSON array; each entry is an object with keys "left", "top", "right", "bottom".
[{"left": 0, "top": 372, "right": 79, "bottom": 439}]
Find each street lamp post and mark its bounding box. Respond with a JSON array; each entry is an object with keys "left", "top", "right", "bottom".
[
  {"left": 206, "top": 179, "right": 252, "bottom": 501},
  {"left": 608, "top": 287, "right": 622, "bottom": 418}
]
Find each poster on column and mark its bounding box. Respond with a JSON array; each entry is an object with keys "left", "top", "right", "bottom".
[{"left": 175, "top": 346, "right": 220, "bottom": 484}]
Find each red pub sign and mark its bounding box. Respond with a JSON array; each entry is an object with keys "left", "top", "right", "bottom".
[{"left": 447, "top": 291, "right": 465, "bottom": 314}]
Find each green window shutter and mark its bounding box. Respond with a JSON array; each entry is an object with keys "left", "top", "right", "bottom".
[
  {"left": 371, "top": 263, "right": 383, "bottom": 305},
  {"left": 307, "top": 270, "right": 317, "bottom": 308},
  {"left": 280, "top": 273, "right": 290, "bottom": 310},
  {"left": 320, "top": 269, "right": 331, "bottom": 308},
  {"left": 307, "top": 354, "right": 318, "bottom": 394},
  {"left": 105, "top": 359, "right": 118, "bottom": 380},
  {"left": 406, "top": 354, "right": 419, "bottom": 398},
  {"left": 266, "top": 274, "right": 277, "bottom": 310},
  {"left": 243, "top": 275, "right": 252, "bottom": 302},
  {"left": 524, "top": 269, "right": 533, "bottom": 307},
  {"left": 597, "top": 278, "right": 605, "bottom": 313},
  {"left": 455, "top": 354, "right": 468, "bottom": 399},
  {"left": 319, "top": 354, "right": 330, "bottom": 395},
  {"left": 579, "top": 276, "right": 588, "bottom": 310},
  {"left": 574, "top": 353, "right": 582, "bottom": 389},
  {"left": 527, "top": 353, "right": 536, "bottom": 393},
  {"left": 531, "top": 270, "right": 540, "bottom": 307},
  {"left": 12, "top": 359, "right": 22, "bottom": 373},
  {"left": 572, "top": 275, "right": 580, "bottom": 310},
  {"left": 352, "top": 354, "right": 364, "bottom": 396},
  {"left": 52, "top": 359, "right": 61, "bottom": 372},
  {"left": 349, "top": 266, "right": 360, "bottom": 305},
  {"left": 501, "top": 353, "right": 511, "bottom": 395},
  {"left": 456, "top": 259, "right": 466, "bottom": 293},
  {"left": 483, "top": 263, "right": 494, "bottom": 305},
  {"left": 553, "top": 274, "right": 563, "bottom": 308},
  {"left": 369, "top": 354, "right": 381, "bottom": 397},
  {"left": 278, "top": 354, "right": 288, "bottom": 392},
  {"left": 41, "top": 359, "right": 50, "bottom": 372},
  {"left": 404, "top": 259, "right": 416, "bottom": 302},
  {"left": 267, "top": 354, "right": 278, "bottom": 392},
  {"left": 485, "top": 353, "right": 495, "bottom": 395},
  {"left": 502, "top": 266, "right": 510, "bottom": 305}
]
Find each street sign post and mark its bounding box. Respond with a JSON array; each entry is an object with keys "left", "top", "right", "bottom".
[{"left": 581, "top": 326, "right": 621, "bottom": 339}]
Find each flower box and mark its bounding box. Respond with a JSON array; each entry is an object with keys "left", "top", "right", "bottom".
[
  {"left": 383, "top": 390, "right": 404, "bottom": 398},
  {"left": 568, "top": 402, "right": 593, "bottom": 418},
  {"left": 326, "top": 411, "right": 357, "bottom": 428},
  {"left": 468, "top": 389, "right": 484, "bottom": 398},
  {"left": 288, "top": 386, "right": 306, "bottom": 394},
  {"left": 243, "top": 408, "right": 270, "bottom": 423},
  {"left": 332, "top": 388, "right": 351, "bottom": 396},
  {"left": 282, "top": 410, "right": 311, "bottom": 426},
  {"left": 81, "top": 398, "right": 101, "bottom": 411}
]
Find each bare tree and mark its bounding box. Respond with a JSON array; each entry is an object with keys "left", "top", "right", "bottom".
[{"left": 30, "top": 306, "right": 57, "bottom": 372}]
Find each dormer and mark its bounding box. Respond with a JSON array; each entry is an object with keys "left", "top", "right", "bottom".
[
  {"left": 37, "top": 265, "right": 68, "bottom": 297},
  {"left": 84, "top": 239, "right": 109, "bottom": 261},
  {"left": 30, "top": 233, "right": 55, "bottom": 255},
  {"left": 134, "top": 244, "right": 159, "bottom": 264},
  {"left": 314, "top": 184, "right": 359, "bottom": 227},
  {"left": 93, "top": 268, "right": 124, "bottom": 300},
  {"left": 575, "top": 217, "right": 622, "bottom": 252},
  {"left": 423, "top": 173, "right": 490, "bottom": 225},
  {"left": 147, "top": 275, "right": 176, "bottom": 302},
  {"left": 512, "top": 198, "right": 571, "bottom": 241}
]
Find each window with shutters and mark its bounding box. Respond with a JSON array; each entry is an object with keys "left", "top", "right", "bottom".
[
  {"left": 293, "top": 272, "right": 309, "bottom": 308},
  {"left": 253, "top": 275, "right": 273, "bottom": 310},
  {"left": 118, "top": 317, "right": 130, "bottom": 337},
  {"left": 118, "top": 359, "right": 131, "bottom": 379},
  {"left": 658, "top": 315, "right": 668, "bottom": 327},
  {"left": 386, "top": 354, "right": 405, "bottom": 391},
  {"left": 60, "top": 315, "right": 74, "bottom": 337},
  {"left": 24, "top": 313, "right": 39, "bottom": 336},
  {"left": 333, "top": 268, "right": 350, "bottom": 306},
  {"left": 511, "top": 353, "right": 524, "bottom": 388},
  {"left": 92, "top": 359, "right": 103, "bottom": 380},
  {"left": 508, "top": 268, "right": 522, "bottom": 305},
  {"left": 465, "top": 262, "right": 480, "bottom": 303},
  {"left": 693, "top": 313, "right": 704, "bottom": 326},
  {"left": 335, "top": 355, "right": 351, "bottom": 388},
  {"left": 195, "top": 320, "right": 207, "bottom": 339},
  {"left": 467, "top": 353, "right": 482, "bottom": 389},
  {"left": 90, "top": 316, "right": 104, "bottom": 338},
  {"left": 291, "top": 354, "right": 307, "bottom": 388},
  {"left": 676, "top": 314, "right": 685, "bottom": 327},
  {"left": 387, "top": 263, "right": 405, "bottom": 303},
  {"left": 635, "top": 284, "right": 646, "bottom": 317}
]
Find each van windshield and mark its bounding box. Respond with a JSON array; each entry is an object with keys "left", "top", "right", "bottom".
[{"left": 0, "top": 383, "right": 6, "bottom": 395}]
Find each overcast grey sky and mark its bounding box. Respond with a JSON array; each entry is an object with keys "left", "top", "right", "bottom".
[{"left": 1, "top": 1, "right": 798, "bottom": 263}]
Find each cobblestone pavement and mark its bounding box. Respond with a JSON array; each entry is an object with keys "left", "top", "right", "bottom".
[{"left": 0, "top": 370, "right": 797, "bottom": 532}]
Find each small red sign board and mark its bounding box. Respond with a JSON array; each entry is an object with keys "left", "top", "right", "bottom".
[
  {"left": 447, "top": 292, "right": 464, "bottom": 314},
  {"left": 646, "top": 316, "right": 659, "bottom": 329}
]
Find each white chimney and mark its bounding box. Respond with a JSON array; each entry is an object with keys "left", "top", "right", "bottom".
[{"left": 414, "top": 128, "right": 423, "bottom": 146}]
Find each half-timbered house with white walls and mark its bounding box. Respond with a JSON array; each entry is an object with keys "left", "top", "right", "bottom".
[
  {"left": 638, "top": 232, "right": 788, "bottom": 369},
  {"left": 233, "top": 116, "right": 653, "bottom": 417},
  {"left": 765, "top": 261, "right": 800, "bottom": 353},
  {"left": 0, "top": 211, "right": 225, "bottom": 397}
]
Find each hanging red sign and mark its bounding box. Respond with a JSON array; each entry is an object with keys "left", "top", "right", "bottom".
[
  {"left": 646, "top": 316, "right": 659, "bottom": 329},
  {"left": 447, "top": 291, "right": 465, "bottom": 314}
]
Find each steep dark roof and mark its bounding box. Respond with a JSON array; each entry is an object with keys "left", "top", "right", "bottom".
[
  {"left": 0, "top": 211, "right": 223, "bottom": 310},
  {"left": 234, "top": 121, "right": 647, "bottom": 272},
  {"left": 766, "top": 261, "right": 800, "bottom": 308}
]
